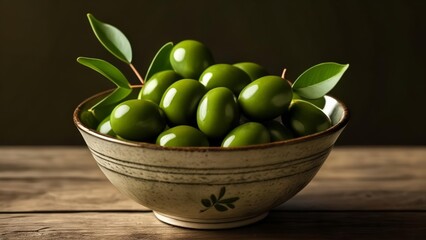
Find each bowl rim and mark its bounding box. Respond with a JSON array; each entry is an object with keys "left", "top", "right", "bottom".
[{"left": 73, "top": 86, "right": 350, "bottom": 152}]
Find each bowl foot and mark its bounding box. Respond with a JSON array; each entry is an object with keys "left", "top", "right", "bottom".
[{"left": 153, "top": 211, "right": 269, "bottom": 229}]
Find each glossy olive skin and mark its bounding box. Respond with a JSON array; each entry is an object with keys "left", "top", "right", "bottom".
[
  {"left": 110, "top": 99, "right": 166, "bottom": 141},
  {"left": 238, "top": 75, "right": 292, "bottom": 121},
  {"left": 222, "top": 122, "right": 270, "bottom": 147},
  {"left": 138, "top": 70, "right": 181, "bottom": 104},
  {"left": 156, "top": 125, "right": 209, "bottom": 147},
  {"left": 97, "top": 115, "right": 115, "bottom": 136},
  {"left": 169, "top": 40, "right": 214, "bottom": 79},
  {"left": 199, "top": 64, "right": 252, "bottom": 95},
  {"left": 160, "top": 79, "right": 206, "bottom": 125},
  {"left": 283, "top": 100, "right": 331, "bottom": 137},
  {"left": 263, "top": 120, "right": 294, "bottom": 142},
  {"left": 197, "top": 87, "right": 239, "bottom": 138},
  {"left": 233, "top": 62, "right": 268, "bottom": 81},
  {"left": 292, "top": 92, "right": 326, "bottom": 109}
]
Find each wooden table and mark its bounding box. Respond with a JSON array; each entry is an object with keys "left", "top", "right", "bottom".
[{"left": 0, "top": 147, "right": 425, "bottom": 239}]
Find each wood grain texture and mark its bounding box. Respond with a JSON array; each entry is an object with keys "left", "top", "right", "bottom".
[
  {"left": 0, "top": 147, "right": 145, "bottom": 212},
  {"left": 282, "top": 146, "right": 426, "bottom": 210},
  {"left": 1, "top": 212, "right": 425, "bottom": 239},
  {"left": 0, "top": 146, "right": 425, "bottom": 239},
  {"left": 1, "top": 147, "right": 424, "bottom": 212}
]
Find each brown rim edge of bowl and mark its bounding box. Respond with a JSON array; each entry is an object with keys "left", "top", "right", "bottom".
[{"left": 73, "top": 86, "right": 350, "bottom": 152}]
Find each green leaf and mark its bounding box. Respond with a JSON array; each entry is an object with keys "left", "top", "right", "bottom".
[
  {"left": 89, "top": 88, "right": 132, "bottom": 122},
  {"left": 88, "top": 89, "right": 138, "bottom": 123},
  {"left": 226, "top": 203, "right": 235, "bottom": 209},
  {"left": 77, "top": 57, "right": 132, "bottom": 120},
  {"left": 77, "top": 57, "right": 131, "bottom": 88},
  {"left": 210, "top": 194, "right": 217, "bottom": 203},
  {"left": 90, "top": 87, "right": 132, "bottom": 113},
  {"left": 87, "top": 13, "right": 132, "bottom": 63},
  {"left": 80, "top": 110, "right": 99, "bottom": 129},
  {"left": 218, "top": 187, "right": 226, "bottom": 200},
  {"left": 214, "top": 204, "right": 228, "bottom": 212},
  {"left": 292, "top": 62, "right": 349, "bottom": 99},
  {"left": 145, "top": 42, "right": 174, "bottom": 80},
  {"left": 201, "top": 199, "right": 212, "bottom": 208}
]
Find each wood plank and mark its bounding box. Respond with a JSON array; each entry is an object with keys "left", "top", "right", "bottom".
[
  {"left": 0, "top": 179, "right": 146, "bottom": 212},
  {"left": 281, "top": 146, "right": 426, "bottom": 210},
  {"left": 0, "top": 146, "right": 108, "bottom": 179},
  {"left": 0, "top": 147, "right": 145, "bottom": 211},
  {"left": 0, "top": 212, "right": 425, "bottom": 239},
  {"left": 1, "top": 147, "right": 425, "bottom": 212}
]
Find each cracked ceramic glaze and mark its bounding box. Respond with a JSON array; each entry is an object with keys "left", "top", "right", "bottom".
[{"left": 73, "top": 87, "right": 349, "bottom": 229}]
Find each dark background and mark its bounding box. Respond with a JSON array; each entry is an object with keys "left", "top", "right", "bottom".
[{"left": 1, "top": 0, "right": 425, "bottom": 145}]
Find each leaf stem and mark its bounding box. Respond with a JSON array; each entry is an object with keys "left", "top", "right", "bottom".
[
  {"left": 200, "top": 207, "right": 210, "bottom": 213},
  {"left": 281, "top": 68, "right": 287, "bottom": 79},
  {"left": 130, "top": 63, "right": 144, "bottom": 85}
]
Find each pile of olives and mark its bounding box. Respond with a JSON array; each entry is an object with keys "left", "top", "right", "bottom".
[{"left": 95, "top": 40, "right": 332, "bottom": 147}]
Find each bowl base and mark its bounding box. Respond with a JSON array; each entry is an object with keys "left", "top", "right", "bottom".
[{"left": 153, "top": 211, "right": 269, "bottom": 229}]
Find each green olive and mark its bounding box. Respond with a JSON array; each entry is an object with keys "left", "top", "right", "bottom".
[
  {"left": 238, "top": 75, "right": 292, "bottom": 121},
  {"left": 233, "top": 62, "right": 268, "bottom": 81},
  {"left": 160, "top": 79, "right": 206, "bottom": 125},
  {"left": 283, "top": 100, "right": 331, "bottom": 137},
  {"left": 263, "top": 120, "right": 294, "bottom": 142},
  {"left": 197, "top": 87, "right": 239, "bottom": 138},
  {"left": 199, "top": 64, "right": 251, "bottom": 95},
  {"left": 292, "top": 92, "right": 326, "bottom": 109},
  {"left": 110, "top": 99, "right": 166, "bottom": 141},
  {"left": 222, "top": 122, "right": 270, "bottom": 147},
  {"left": 96, "top": 115, "right": 115, "bottom": 136},
  {"left": 169, "top": 40, "right": 214, "bottom": 79},
  {"left": 156, "top": 125, "right": 209, "bottom": 147},
  {"left": 138, "top": 70, "right": 181, "bottom": 104}
]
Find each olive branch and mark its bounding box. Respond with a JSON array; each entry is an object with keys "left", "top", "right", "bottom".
[{"left": 200, "top": 187, "right": 240, "bottom": 213}]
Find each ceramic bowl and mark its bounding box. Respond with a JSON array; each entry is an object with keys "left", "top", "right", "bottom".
[{"left": 73, "top": 87, "right": 349, "bottom": 229}]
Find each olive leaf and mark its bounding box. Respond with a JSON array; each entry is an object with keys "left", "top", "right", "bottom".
[
  {"left": 79, "top": 110, "right": 99, "bottom": 129},
  {"left": 91, "top": 88, "right": 140, "bottom": 122},
  {"left": 77, "top": 57, "right": 131, "bottom": 88},
  {"left": 200, "top": 187, "right": 240, "bottom": 213},
  {"left": 218, "top": 186, "right": 226, "bottom": 199},
  {"left": 90, "top": 88, "right": 132, "bottom": 120},
  {"left": 214, "top": 204, "right": 228, "bottom": 212},
  {"left": 145, "top": 42, "right": 174, "bottom": 80},
  {"left": 210, "top": 194, "right": 217, "bottom": 203},
  {"left": 87, "top": 13, "right": 132, "bottom": 64},
  {"left": 77, "top": 57, "right": 132, "bottom": 121},
  {"left": 201, "top": 199, "right": 212, "bottom": 208},
  {"left": 226, "top": 203, "right": 235, "bottom": 209},
  {"left": 292, "top": 62, "right": 349, "bottom": 99}
]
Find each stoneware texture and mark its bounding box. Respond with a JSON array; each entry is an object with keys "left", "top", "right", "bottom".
[{"left": 73, "top": 87, "right": 350, "bottom": 229}]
